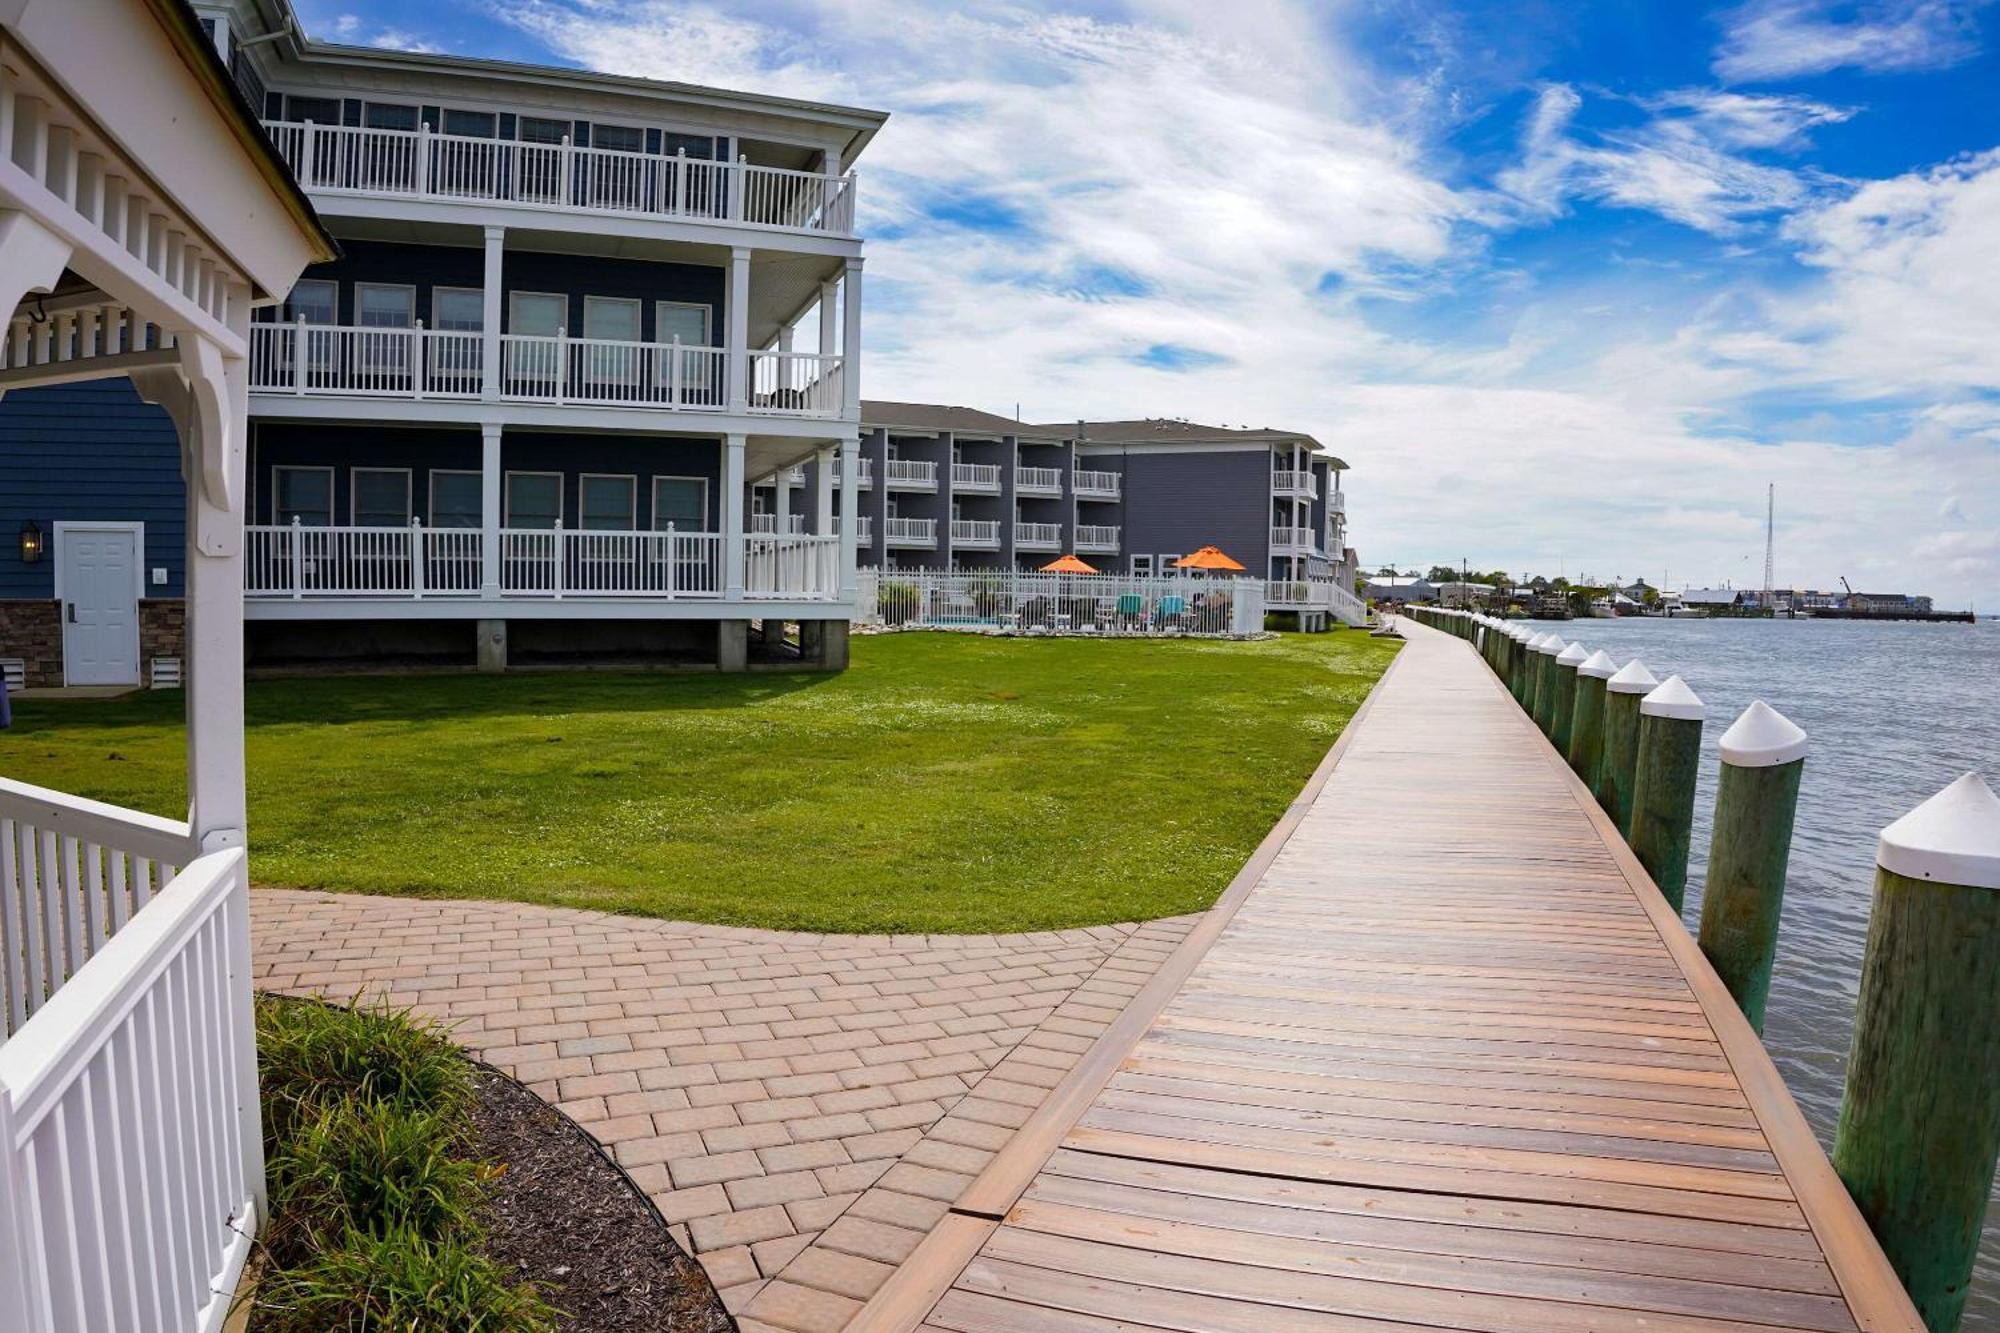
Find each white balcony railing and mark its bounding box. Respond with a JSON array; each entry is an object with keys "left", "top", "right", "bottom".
[
  {"left": 1272, "top": 469, "right": 1317, "bottom": 497},
  {"left": 1271, "top": 525, "right": 1317, "bottom": 551},
  {"left": 836, "top": 457, "right": 874, "bottom": 487},
  {"left": 261, "top": 120, "right": 858, "bottom": 236},
  {"left": 1015, "top": 466, "right": 1062, "bottom": 494},
  {"left": 243, "top": 523, "right": 845, "bottom": 601},
  {"left": 249, "top": 324, "right": 846, "bottom": 419},
  {"left": 1264, "top": 578, "right": 1368, "bottom": 626},
  {"left": 884, "top": 516, "right": 936, "bottom": 547},
  {"left": 1075, "top": 524, "right": 1121, "bottom": 551},
  {"left": 750, "top": 514, "right": 808, "bottom": 534},
  {"left": 884, "top": 459, "right": 938, "bottom": 489},
  {"left": 745, "top": 534, "right": 840, "bottom": 599},
  {"left": 950, "top": 462, "right": 1001, "bottom": 491},
  {"left": 836, "top": 514, "right": 873, "bottom": 542},
  {"left": 1330, "top": 490, "right": 1345, "bottom": 514},
  {"left": 1015, "top": 521, "right": 1062, "bottom": 550},
  {"left": 1, "top": 779, "right": 258, "bottom": 1333},
  {"left": 950, "top": 519, "right": 1001, "bottom": 547},
  {"left": 1073, "top": 469, "right": 1121, "bottom": 499}
]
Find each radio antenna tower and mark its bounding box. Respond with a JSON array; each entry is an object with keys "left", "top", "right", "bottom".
[{"left": 1762, "top": 484, "right": 1775, "bottom": 611}]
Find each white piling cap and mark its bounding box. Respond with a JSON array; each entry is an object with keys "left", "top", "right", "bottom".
[
  {"left": 1641, "top": 674, "right": 1705, "bottom": 721},
  {"left": 1534, "top": 635, "right": 1566, "bottom": 655},
  {"left": 1606, "top": 659, "right": 1659, "bottom": 694},
  {"left": 1556, "top": 642, "right": 1589, "bottom": 667},
  {"left": 1718, "top": 699, "right": 1806, "bottom": 766},
  {"left": 1578, "top": 649, "right": 1618, "bottom": 679},
  {"left": 1878, "top": 773, "right": 2000, "bottom": 890}
]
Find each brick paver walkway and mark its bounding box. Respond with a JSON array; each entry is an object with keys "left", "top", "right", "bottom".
[{"left": 251, "top": 890, "right": 1197, "bottom": 1327}]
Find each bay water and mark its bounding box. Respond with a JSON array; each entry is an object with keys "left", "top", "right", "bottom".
[{"left": 1518, "top": 615, "right": 2000, "bottom": 1327}]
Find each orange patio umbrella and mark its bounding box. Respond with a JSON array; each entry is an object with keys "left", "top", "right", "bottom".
[
  {"left": 1040, "top": 554, "right": 1099, "bottom": 574},
  {"left": 1175, "top": 545, "right": 1246, "bottom": 572}
]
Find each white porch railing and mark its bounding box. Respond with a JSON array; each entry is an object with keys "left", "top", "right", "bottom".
[
  {"left": 884, "top": 517, "right": 936, "bottom": 546},
  {"left": 261, "top": 121, "right": 858, "bottom": 235},
  {"left": 1265, "top": 578, "right": 1369, "bottom": 626},
  {"left": 1073, "top": 470, "right": 1121, "bottom": 498},
  {"left": 745, "top": 535, "right": 840, "bottom": 598},
  {"left": 950, "top": 462, "right": 1001, "bottom": 490},
  {"left": 837, "top": 458, "right": 874, "bottom": 487},
  {"left": 750, "top": 514, "right": 808, "bottom": 535},
  {"left": 1015, "top": 466, "right": 1062, "bottom": 494},
  {"left": 748, "top": 349, "right": 843, "bottom": 417},
  {"left": 499, "top": 335, "right": 729, "bottom": 410},
  {"left": 499, "top": 528, "right": 722, "bottom": 598},
  {"left": 855, "top": 571, "right": 1264, "bottom": 637},
  {"left": 1272, "top": 469, "right": 1317, "bottom": 497},
  {"left": 1015, "top": 521, "right": 1062, "bottom": 550},
  {"left": 1, "top": 781, "right": 257, "bottom": 1333},
  {"left": 246, "top": 521, "right": 484, "bottom": 598},
  {"left": 1075, "top": 524, "right": 1121, "bottom": 551},
  {"left": 1271, "top": 525, "right": 1317, "bottom": 551},
  {"left": 248, "top": 322, "right": 483, "bottom": 398},
  {"left": 884, "top": 459, "right": 937, "bottom": 488},
  {"left": 1329, "top": 490, "right": 1345, "bottom": 514},
  {"left": 950, "top": 519, "right": 1000, "bottom": 547}
]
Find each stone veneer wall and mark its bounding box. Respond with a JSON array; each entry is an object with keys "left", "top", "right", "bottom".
[
  {"left": 0, "top": 599, "right": 62, "bottom": 687},
  {"left": 139, "top": 598, "right": 186, "bottom": 684}
]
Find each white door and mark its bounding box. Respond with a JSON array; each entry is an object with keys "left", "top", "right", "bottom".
[{"left": 58, "top": 526, "right": 140, "bottom": 686}]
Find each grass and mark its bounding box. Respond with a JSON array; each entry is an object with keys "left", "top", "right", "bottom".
[
  {"left": 3, "top": 629, "right": 1397, "bottom": 933},
  {"left": 252, "top": 998, "right": 555, "bottom": 1332}
]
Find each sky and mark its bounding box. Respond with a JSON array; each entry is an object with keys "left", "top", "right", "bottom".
[{"left": 299, "top": 0, "right": 2000, "bottom": 605}]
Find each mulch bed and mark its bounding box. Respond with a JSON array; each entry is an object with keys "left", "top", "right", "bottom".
[{"left": 470, "top": 1067, "right": 732, "bottom": 1333}]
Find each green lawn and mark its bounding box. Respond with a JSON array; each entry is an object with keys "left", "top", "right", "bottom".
[{"left": 3, "top": 631, "right": 1396, "bottom": 933}]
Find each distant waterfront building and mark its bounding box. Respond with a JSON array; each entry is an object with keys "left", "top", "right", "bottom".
[
  {"left": 1680, "top": 588, "right": 1748, "bottom": 612},
  {"left": 1363, "top": 575, "right": 1436, "bottom": 604},
  {"left": 1433, "top": 580, "right": 1497, "bottom": 607}
]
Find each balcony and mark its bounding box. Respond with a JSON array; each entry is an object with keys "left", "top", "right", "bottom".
[
  {"left": 1015, "top": 521, "right": 1062, "bottom": 551},
  {"left": 1076, "top": 524, "right": 1121, "bottom": 552},
  {"left": 248, "top": 324, "right": 846, "bottom": 419},
  {"left": 1273, "top": 469, "right": 1317, "bottom": 498},
  {"left": 950, "top": 518, "right": 1001, "bottom": 549},
  {"left": 884, "top": 459, "right": 938, "bottom": 491},
  {"left": 750, "top": 514, "right": 808, "bottom": 534},
  {"left": 261, "top": 120, "right": 857, "bottom": 237},
  {"left": 836, "top": 457, "right": 874, "bottom": 488},
  {"left": 1016, "top": 465, "right": 1063, "bottom": 496},
  {"left": 836, "top": 514, "right": 873, "bottom": 543},
  {"left": 884, "top": 516, "right": 936, "bottom": 548},
  {"left": 243, "top": 523, "right": 843, "bottom": 602},
  {"left": 1271, "top": 525, "right": 1318, "bottom": 552},
  {"left": 1329, "top": 490, "right": 1345, "bottom": 514},
  {"left": 1074, "top": 469, "right": 1121, "bottom": 499},
  {"left": 950, "top": 461, "right": 1002, "bottom": 493}
]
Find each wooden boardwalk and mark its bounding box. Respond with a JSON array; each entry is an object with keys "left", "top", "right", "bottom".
[{"left": 852, "top": 618, "right": 1921, "bottom": 1333}]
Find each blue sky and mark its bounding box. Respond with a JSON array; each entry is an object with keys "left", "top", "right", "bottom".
[{"left": 301, "top": 0, "right": 2000, "bottom": 604}]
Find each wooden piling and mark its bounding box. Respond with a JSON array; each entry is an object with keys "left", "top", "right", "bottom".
[
  {"left": 1833, "top": 773, "right": 2000, "bottom": 1333},
  {"left": 1598, "top": 659, "right": 1658, "bottom": 834},
  {"left": 1567, "top": 648, "right": 1617, "bottom": 782},
  {"left": 1630, "top": 675, "right": 1705, "bottom": 915},
  {"left": 1530, "top": 634, "right": 1564, "bottom": 734},
  {"left": 1550, "top": 641, "right": 1588, "bottom": 755},
  {"left": 1696, "top": 700, "right": 1806, "bottom": 1031}
]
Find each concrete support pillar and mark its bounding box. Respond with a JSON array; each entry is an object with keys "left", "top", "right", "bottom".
[
  {"left": 727, "top": 246, "right": 751, "bottom": 413},
  {"left": 480, "top": 225, "right": 504, "bottom": 401},
  {"left": 1835, "top": 773, "right": 2000, "bottom": 1333},
  {"left": 716, "top": 619, "right": 748, "bottom": 672},
  {"left": 803, "top": 618, "right": 850, "bottom": 670},
  {"left": 722, "top": 433, "right": 746, "bottom": 600},
  {"left": 480, "top": 423, "right": 502, "bottom": 595},
  {"left": 475, "top": 619, "right": 507, "bottom": 672},
  {"left": 840, "top": 258, "right": 863, "bottom": 419}
]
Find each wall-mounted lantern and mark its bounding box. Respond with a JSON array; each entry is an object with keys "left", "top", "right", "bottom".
[{"left": 19, "top": 520, "right": 44, "bottom": 565}]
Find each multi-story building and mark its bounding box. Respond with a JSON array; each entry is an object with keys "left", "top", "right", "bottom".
[
  {"left": 1, "top": 0, "right": 886, "bottom": 685},
  {"left": 753, "top": 402, "right": 1354, "bottom": 590}
]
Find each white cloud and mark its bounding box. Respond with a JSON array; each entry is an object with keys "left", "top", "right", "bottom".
[{"left": 1713, "top": 0, "right": 1991, "bottom": 82}]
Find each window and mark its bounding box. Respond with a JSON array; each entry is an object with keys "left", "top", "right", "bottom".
[
  {"left": 583, "top": 296, "right": 641, "bottom": 386},
  {"left": 593, "top": 124, "right": 644, "bottom": 154},
  {"left": 362, "top": 102, "right": 419, "bottom": 131},
  {"left": 282, "top": 279, "right": 336, "bottom": 324},
  {"left": 1131, "top": 554, "right": 1154, "bottom": 577},
  {"left": 273, "top": 466, "right": 333, "bottom": 526},
  {"left": 654, "top": 302, "right": 712, "bottom": 395},
  {"left": 580, "top": 475, "right": 636, "bottom": 531},
  {"left": 433, "top": 287, "right": 484, "bottom": 331},
  {"left": 506, "top": 292, "right": 566, "bottom": 385},
  {"left": 355, "top": 283, "right": 414, "bottom": 328},
  {"left": 352, "top": 469, "right": 412, "bottom": 527},
  {"left": 652, "top": 477, "right": 707, "bottom": 531},
  {"left": 1159, "top": 554, "right": 1182, "bottom": 573},
  {"left": 518, "top": 116, "right": 569, "bottom": 144},
  {"left": 505, "top": 472, "right": 562, "bottom": 529},
  {"left": 441, "top": 109, "right": 496, "bottom": 138},
  {"left": 430, "top": 471, "right": 482, "bottom": 529},
  {"left": 283, "top": 95, "right": 340, "bottom": 125},
  {"left": 655, "top": 302, "right": 710, "bottom": 347}
]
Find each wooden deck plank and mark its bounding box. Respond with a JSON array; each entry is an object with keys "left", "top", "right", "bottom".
[{"left": 848, "top": 622, "right": 1922, "bottom": 1333}]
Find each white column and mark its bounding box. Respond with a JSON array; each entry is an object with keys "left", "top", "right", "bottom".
[
  {"left": 481, "top": 423, "right": 503, "bottom": 594},
  {"left": 481, "top": 225, "right": 504, "bottom": 402},
  {"left": 838, "top": 434, "right": 859, "bottom": 597},
  {"left": 183, "top": 325, "right": 250, "bottom": 853},
  {"left": 815, "top": 445, "right": 835, "bottom": 536},
  {"left": 727, "top": 246, "right": 751, "bottom": 413},
  {"left": 775, "top": 466, "right": 792, "bottom": 533},
  {"left": 840, "top": 258, "right": 863, "bottom": 419},
  {"left": 722, "top": 433, "right": 747, "bottom": 599},
  {"left": 819, "top": 280, "right": 838, "bottom": 357}
]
